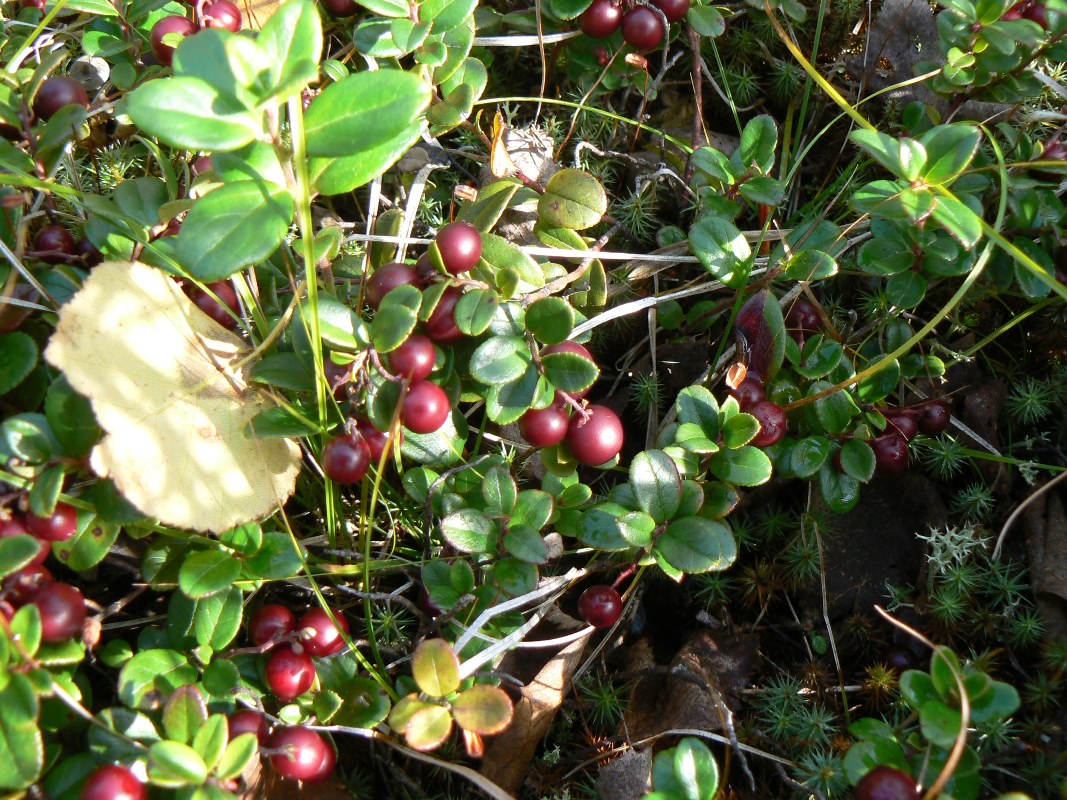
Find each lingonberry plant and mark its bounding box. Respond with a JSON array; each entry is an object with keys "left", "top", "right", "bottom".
[{"left": 1, "top": 0, "right": 1065, "bottom": 794}]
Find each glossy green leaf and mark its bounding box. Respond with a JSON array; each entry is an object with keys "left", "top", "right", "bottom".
[
  {"left": 970, "top": 680, "right": 1020, "bottom": 724},
  {"left": 0, "top": 674, "right": 42, "bottom": 790},
  {"left": 788, "top": 436, "right": 833, "bottom": 478},
  {"left": 371, "top": 284, "right": 422, "bottom": 354},
  {"left": 673, "top": 738, "right": 719, "bottom": 800},
  {"left": 538, "top": 169, "right": 607, "bottom": 230},
  {"left": 454, "top": 288, "right": 498, "bottom": 336},
  {"left": 578, "top": 502, "right": 635, "bottom": 551},
  {"left": 0, "top": 333, "right": 37, "bottom": 396},
  {"left": 675, "top": 385, "right": 720, "bottom": 431},
  {"left": 920, "top": 124, "right": 981, "bottom": 185},
  {"left": 58, "top": 517, "right": 119, "bottom": 572},
  {"left": 335, "top": 677, "right": 392, "bottom": 729},
  {"left": 503, "top": 525, "right": 548, "bottom": 564},
  {"left": 511, "top": 489, "right": 554, "bottom": 530},
  {"left": 919, "top": 699, "right": 962, "bottom": 749},
  {"left": 215, "top": 732, "right": 258, "bottom": 781},
  {"left": 404, "top": 704, "right": 452, "bottom": 751},
  {"left": 856, "top": 358, "right": 900, "bottom": 403},
  {"left": 617, "top": 510, "right": 656, "bottom": 547},
  {"left": 127, "top": 77, "right": 263, "bottom": 152},
  {"left": 11, "top": 604, "right": 41, "bottom": 658},
  {"left": 149, "top": 740, "right": 209, "bottom": 786},
  {"left": 525, "top": 297, "right": 575, "bottom": 345},
  {"left": 413, "top": 638, "right": 460, "bottom": 697},
  {"left": 689, "top": 215, "right": 751, "bottom": 286},
  {"left": 481, "top": 465, "right": 517, "bottom": 513},
  {"left": 470, "top": 336, "right": 531, "bottom": 385},
  {"left": 420, "top": 0, "right": 478, "bottom": 32},
  {"left": 163, "top": 685, "right": 208, "bottom": 745},
  {"left": 541, "top": 351, "right": 598, "bottom": 394},
  {"left": 656, "top": 516, "right": 737, "bottom": 574},
  {"left": 459, "top": 179, "right": 522, "bottom": 231},
  {"left": 736, "top": 115, "right": 778, "bottom": 174},
  {"left": 709, "top": 446, "right": 772, "bottom": 486},
  {"left": 256, "top": 0, "right": 322, "bottom": 100},
  {"left": 839, "top": 439, "right": 876, "bottom": 482},
  {"left": 178, "top": 549, "right": 241, "bottom": 599},
  {"left": 721, "top": 413, "right": 759, "bottom": 449},
  {"left": 452, "top": 685, "right": 513, "bottom": 734},
  {"left": 810, "top": 380, "right": 858, "bottom": 434},
  {"left": 930, "top": 194, "right": 982, "bottom": 248},
  {"left": 440, "top": 508, "right": 497, "bottom": 553},
  {"left": 0, "top": 534, "right": 40, "bottom": 578},
  {"left": 629, "top": 449, "right": 682, "bottom": 522},
  {"left": 44, "top": 374, "right": 99, "bottom": 457},
  {"left": 118, "top": 649, "right": 198, "bottom": 710},
  {"left": 817, "top": 464, "right": 860, "bottom": 514}
]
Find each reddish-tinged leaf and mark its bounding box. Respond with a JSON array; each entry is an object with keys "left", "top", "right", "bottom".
[{"left": 734, "top": 290, "right": 785, "bottom": 382}]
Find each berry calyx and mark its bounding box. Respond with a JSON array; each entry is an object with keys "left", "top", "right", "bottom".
[
  {"left": 652, "top": 0, "right": 689, "bottom": 23},
  {"left": 80, "top": 764, "right": 146, "bottom": 800},
  {"left": 853, "top": 765, "right": 919, "bottom": 800},
  {"left": 434, "top": 221, "right": 482, "bottom": 275},
  {"left": 26, "top": 501, "right": 78, "bottom": 542},
  {"left": 296, "top": 606, "right": 350, "bottom": 657},
  {"left": 578, "top": 584, "right": 622, "bottom": 628},
  {"left": 248, "top": 603, "right": 296, "bottom": 645},
  {"left": 33, "top": 76, "right": 90, "bottom": 121},
  {"left": 190, "top": 280, "right": 239, "bottom": 329},
  {"left": 748, "top": 400, "right": 788, "bottom": 447},
  {"left": 401, "top": 380, "right": 450, "bottom": 433},
  {"left": 621, "top": 6, "right": 664, "bottom": 51},
  {"left": 30, "top": 581, "right": 86, "bottom": 642},
  {"left": 264, "top": 645, "right": 316, "bottom": 702},
  {"left": 565, "top": 405, "right": 624, "bottom": 466},
  {"left": 321, "top": 432, "right": 372, "bottom": 484},
  {"left": 365, "top": 262, "right": 422, "bottom": 309},
  {"left": 917, "top": 399, "right": 951, "bottom": 435},
  {"left": 389, "top": 334, "right": 436, "bottom": 381},
  {"left": 269, "top": 726, "right": 336, "bottom": 782},
  {"left": 519, "top": 404, "right": 570, "bottom": 448},
  {"left": 872, "top": 433, "right": 909, "bottom": 475},
  {"left": 200, "top": 0, "right": 241, "bottom": 30},
  {"left": 150, "top": 15, "right": 198, "bottom": 68},
  {"left": 580, "top": 0, "right": 623, "bottom": 37},
  {"left": 34, "top": 224, "right": 76, "bottom": 264},
  {"left": 423, "top": 286, "right": 465, "bottom": 344},
  {"left": 228, "top": 708, "right": 271, "bottom": 744}
]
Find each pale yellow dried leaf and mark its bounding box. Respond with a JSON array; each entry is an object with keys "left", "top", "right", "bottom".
[
  {"left": 45, "top": 261, "right": 301, "bottom": 533},
  {"left": 238, "top": 0, "right": 283, "bottom": 29}
]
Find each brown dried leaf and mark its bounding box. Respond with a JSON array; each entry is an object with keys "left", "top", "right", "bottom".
[{"left": 45, "top": 261, "right": 301, "bottom": 533}]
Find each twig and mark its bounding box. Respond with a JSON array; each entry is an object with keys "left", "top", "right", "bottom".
[{"left": 991, "top": 469, "right": 1067, "bottom": 560}]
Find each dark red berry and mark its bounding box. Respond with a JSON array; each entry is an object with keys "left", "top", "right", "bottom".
[
  {"left": 201, "top": 0, "right": 241, "bottom": 30},
  {"left": 34, "top": 224, "right": 76, "bottom": 264},
  {"left": 621, "top": 6, "right": 664, "bottom": 51},
  {"left": 321, "top": 433, "right": 372, "bottom": 484},
  {"left": 190, "top": 155, "right": 213, "bottom": 175},
  {"left": 580, "top": 0, "right": 623, "bottom": 38},
  {"left": 26, "top": 501, "right": 78, "bottom": 542},
  {"left": 917, "top": 400, "right": 951, "bottom": 435},
  {"left": 248, "top": 603, "right": 296, "bottom": 645},
  {"left": 264, "top": 645, "right": 316, "bottom": 701},
  {"left": 786, "top": 297, "right": 821, "bottom": 337},
  {"left": 1023, "top": 1, "right": 1048, "bottom": 26},
  {"left": 3, "top": 564, "right": 53, "bottom": 605},
  {"left": 321, "top": 0, "right": 359, "bottom": 15},
  {"left": 1002, "top": 0, "right": 1028, "bottom": 18},
  {"left": 269, "top": 726, "right": 336, "bottom": 782},
  {"left": 33, "top": 76, "right": 90, "bottom": 121},
  {"left": 542, "top": 341, "right": 596, "bottom": 399},
  {"left": 652, "top": 0, "right": 689, "bottom": 23},
  {"left": 423, "top": 287, "right": 465, "bottom": 344},
  {"left": 401, "top": 380, "right": 450, "bottom": 434},
  {"left": 75, "top": 236, "right": 103, "bottom": 267},
  {"left": 0, "top": 514, "right": 47, "bottom": 567},
  {"left": 365, "top": 262, "right": 422, "bottom": 309},
  {"left": 748, "top": 400, "right": 787, "bottom": 447},
  {"left": 730, "top": 376, "right": 766, "bottom": 409},
  {"left": 229, "top": 709, "right": 271, "bottom": 744},
  {"left": 578, "top": 584, "right": 622, "bottom": 628},
  {"left": 565, "top": 405, "right": 624, "bottom": 466},
  {"left": 853, "top": 765, "right": 919, "bottom": 800},
  {"left": 389, "top": 334, "right": 436, "bottom": 381},
  {"left": 434, "top": 221, "right": 482, "bottom": 275},
  {"left": 355, "top": 417, "right": 397, "bottom": 462},
  {"left": 191, "top": 280, "right": 240, "bottom": 329},
  {"left": 519, "top": 404, "right": 570, "bottom": 448},
  {"left": 883, "top": 410, "right": 919, "bottom": 442},
  {"left": 296, "top": 606, "right": 349, "bottom": 657},
  {"left": 80, "top": 764, "right": 146, "bottom": 800},
  {"left": 30, "top": 581, "right": 86, "bottom": 642},
  {"left": 150, "top": 15, "right": 198, "bottom": 68},
  {"left": 872, "top": 433, "right": 909, "bottom": 475}
]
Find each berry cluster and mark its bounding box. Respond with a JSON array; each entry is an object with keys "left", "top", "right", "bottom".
[
  {"left": 0, "top": 504, "right": 88, "bottom": 643},
  {"left": 579, "top": 0, "right": 689, "bottom": 51},
  {"left": 249, "top": 602, "right": 350, "bottom": 703},
  {"left": 729, "top": 376, "right": 788, "bottom": 448},
  {"left": 516, "top": 341, "right": 625, "bottom": 466},
  {"left": 871, "top": 399, "right": 952, "bottom": 475},
  {"left": 149, "top": 0, "right": 242, "bottom": 68}
]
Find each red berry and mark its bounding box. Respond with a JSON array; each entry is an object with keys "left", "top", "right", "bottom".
[
  {"left": 748, "top": 400, "right": 787, "bottom": 447},
  {"left": 541, "top": 341, "right": 596, "bottom": 399},
  {"left": 1002, "top": 0, "right": 1028, "bottom": 18},
  {"left": 80, "top": 764, "right": 146, "bottom": 800},
  {"left": 621, "top": 6, "right": 664, "bottom": 51},
  {"left": 652, "top": 0, "right": 689, "bottom": 23},
  {"left": 917, "top": 400, "right": 951, "bottom": 435},
  {"left": 228, "top": 709, "right": 271, "bottom": 744},
  {"left": 21, "top": 0, "right": 46, "bottom": 9},
  {"left": 853, "top": 766, "right": 919, "bottom": 800},
  {"left": 423, "top": 287, "right": 465, "bottom": 344},
  {"left": 269, "top": 726, "right": 336, "bottom": 782},
  {"left": 190, "top": 280, "right": 239, "bottom": 329},
  {"left": 3, "top": 564, "right": 53, "bottom": 605},
  {"left": 296, "top": 606, "right": 349, "bottom": 657},
  {"left": 1023, "top": 1, "right": 1048, "bottom": 26},
  {"left": 34, "top": 224, "right": 76, "bottom": 264},
  {"left": 365, "top": 262, "right": 422, "bottom": 309},
  {"left": 519, "top": 404, "right": 570, "bottom": 448},
  {"left": 321, "top": 432, "right": 372, "bottom": 484},
  {"left": 30, "top": 581, "right": 86, "bottom": 642},
  {"left": 580, "top": 0, "right": 623, "bottom": 37},
  {"left": 75, "top": 236, "right": 103, "bottom": 267},
  {"left": 248, "top": 603, "right": 296, "bottom": 645},
  {"left": 321, "top": 0, "right": 359, "bottom": 15},
  {"left": 264, "top": 645, "right": 316, "bottom": 701},
  {"left": 565, "top": 405, "right": 624, "bottom": 466},
  {"left": 190, "top": 155, "right": 213, "bottom": 176},
  {"left": 786, "top": 297, "right": 821, "bottom": 337},
  {"left": 883, "top": 410, "right": 919, "bottom": 442},
  {"left": 578, "top": 584, "right": 622, "bottom": 628},
  {"left": 389, "top": 334, "right": 436, "bottom": 381},
  {"left": 872, "top": 433, "right": 909, "bottom": 475},
  {"left": 33, "top": 76, "right": 90, "bottom": 121},
  {"left": 201, "top": 0, "right": 241, "bottom": 30},
  {"left": 401, "top": 380, "right": 450, "bottom": 433},
  {"left": 26, "top": 501, "right": 78, "bottom": 542},
  {"left": 434, "top": 221, "right": 482, "bottom": 275},
  {"left": 0, "top": 514, "right": 47, "bottom": 567},
  {"left": 150, "top": 15, "right": 198, "bottom": 68},
  {"left": 730, "top": 376, "right": 766, "bottom": 409},
  {"left": 355, "top": 417, "right": 397, "bottom": 462}
]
